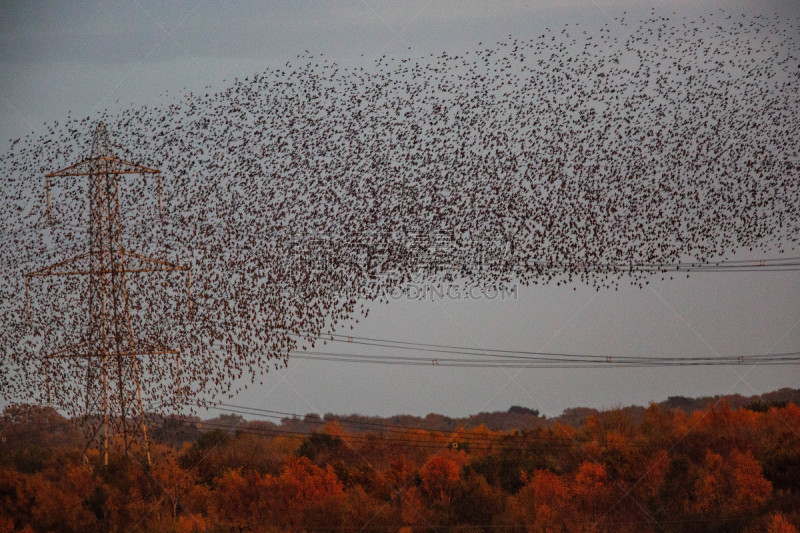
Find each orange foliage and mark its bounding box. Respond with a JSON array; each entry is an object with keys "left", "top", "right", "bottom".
[
  {"left": 419, "top": 453, "right": 461, "bottom": 506},
  {"left": 1, "top": 400, "right": 799, "bottom": 531},
  {"left": 572, "top": 461, "right": 611, "bottom": 516},
  {"left": 279, "top": 455, "right": 344, "bottom": 505},
  {"left": 509, "top": 469, "right": 569, "bottom": 531},
  {"left": 693, "top": 449, "right": 772, "bottom": 515},
  {"left": 176, "top": 513, "right": 208, "bottom": 533},
  {"left": 767, "top": 513, "right": 800, "bottom": 533}
]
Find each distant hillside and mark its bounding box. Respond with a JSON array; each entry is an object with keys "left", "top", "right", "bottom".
[
  {"left": 659, "top": 387, "right": 800, "bottom": 414},
  {"left": 310, "top": 388, "right": 800, "bottom": 432},
  {"left": 557, "top": 387, "right": 800, "bottom": 427},
  {"left": 320, "top": 405, "right": 550, "bottom": 434}
]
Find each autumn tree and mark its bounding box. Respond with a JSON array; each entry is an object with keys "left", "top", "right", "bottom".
[
  {"left": 692, "top": 449, "right": 772, "bottom": 517},
  {"left": 504, "top": 469, "right": 569, "bottom": 532}
]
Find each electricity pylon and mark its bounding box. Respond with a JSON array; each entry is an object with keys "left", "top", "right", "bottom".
[{"left": 24, "top": 123, "right": 189, "bottom": 466}]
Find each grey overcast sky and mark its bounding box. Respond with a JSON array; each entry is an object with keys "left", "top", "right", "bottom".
[{"left": 1, "top": 1, "right": 799, "bottom": 418}]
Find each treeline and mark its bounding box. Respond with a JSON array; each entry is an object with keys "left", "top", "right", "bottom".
[
  {"left": 156, "top": 387, "right": 800, "bottom": 445},
  {"left": 0, "top": 396, "right": 799, "bottom": 532},
  {"left": 321, "top": 388, "right": 800, "bottom": 432}
]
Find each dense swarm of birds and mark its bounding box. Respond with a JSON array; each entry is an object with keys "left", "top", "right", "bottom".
[{"left": 0, "top": 12, "right": 798, "bottom": 443}]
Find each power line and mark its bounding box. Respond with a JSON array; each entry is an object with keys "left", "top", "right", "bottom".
[
  {"left": 183, "top": 413, "right": 654, "bottom": 451},
  {"left": 148, "top": 397, "right": 645, "bottom": 450},
  {"left": 290, "top": 351, "right": 800, "bottom": 368},
  {"left": 286, "top": 331, "right": 800, "bottom": 367},
  {"left": 212, "top": 402, "right": 546, "bottom": 442}
]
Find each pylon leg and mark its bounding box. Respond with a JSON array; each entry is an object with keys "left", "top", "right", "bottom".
[
  {"left": 176, "top": 352, "right": 182, "bottom": 400},
  {"left": 103, "top": 354, "right": 108, "bottom": 466},
  {"left": 132, "top": 354, "right": 151, "bottom": 466},
  {"left": 117, "top": 358, "right": 128, "bottom": 455},
  {"left": 45, "top": 357, "right": 51, "bottom": 407}
]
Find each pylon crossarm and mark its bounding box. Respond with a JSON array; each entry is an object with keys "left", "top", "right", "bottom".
[
  {"left": 111, "top": 157, "right": 161, "bottom": 174},
  {"left": 46, "top": 155, "right": 161, "bottom": 178},
  {"left": 44, "top": 157, "right": 98, "bottom": 177},
  {"left": 42, "top": 337, "right": 179, "bottom": 360},
  {"left": 24, "top": 252, "right": 92, "bottom": 278},
  {"left": 26, "top": 266, "right": 187, "bottom": 277},
  {"left": 24, "top": 250, "right": 188, "bottom": 277},
  {"left": 46, "top": 348, "right": 179, "bottom": 359},
  {"left": 122, "top": 250, "right": 189, "bottom": 271},
  {"left": 125, "top": 336, "right": 181, "bottom": 358}
]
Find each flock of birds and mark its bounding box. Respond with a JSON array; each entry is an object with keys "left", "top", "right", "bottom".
[{"left": 0, "top": 12, "right": 798, "bottom": 442}]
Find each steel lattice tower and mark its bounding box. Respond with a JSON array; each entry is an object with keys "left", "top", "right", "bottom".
[{"left": 24, "top": 123, "right": 189, "bottom": 466}]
